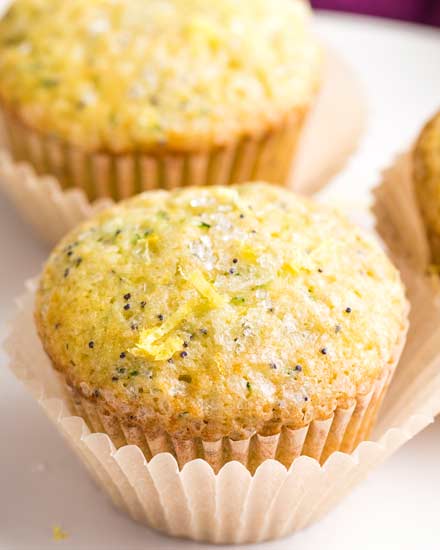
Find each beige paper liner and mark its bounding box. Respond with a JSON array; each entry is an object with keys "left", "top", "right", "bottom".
[
  {"left": 0, "top": 104, "right": 305, "bottom": 198},
  {"left": 5, "top": 267, "right": 440, "bottom": 544},
  {"left": 67, "top": 351, "right": 399, "bottom": 475},
  {"left": 0, "top": 48, "right": 366, "bottom": 246},
  {"left": 373, "top": 152, "right": 440, "bottom": 299}
]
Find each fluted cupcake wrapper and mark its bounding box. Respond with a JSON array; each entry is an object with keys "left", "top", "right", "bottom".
[
  {"left": 373, "top": 151, "right": 440, "bottom": 296},
  {"left": 67, "top": 361, "right": 395, "bottom": 476},
  {"left": 6, "top": 266, "right": 440, "bottom": 544},
  {"left": 0, "top": 49, "right": 366, "bottom": 246},
  {"left": 0, "top": 104, "right": 305, "bottom": 200}
]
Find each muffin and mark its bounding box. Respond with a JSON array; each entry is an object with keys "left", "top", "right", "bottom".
[
  {"left": 413, "top": 111, "right": 440, "bottom": 265},
  {"left": 0, "top": 0, "right": 321, "bottom": 200},
  {"left": 35, "top": 183, "right": 408, "bottom": 472}
]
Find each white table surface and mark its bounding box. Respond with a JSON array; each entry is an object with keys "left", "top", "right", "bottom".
[{"left": 1, "top": 10, "right": 440, "bottom": 550}]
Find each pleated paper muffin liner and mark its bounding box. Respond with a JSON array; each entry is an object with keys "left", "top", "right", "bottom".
[
  {"left": 0, "top": 104, "right": 306, "bottom": 199},
  {"left": 67, "top": 351, "right": 399, "bottom": 475},
  {"left": 6, "top": 266, "right": 440, "bottom": 544},
  {"left": 372, "top": 151, "right": 440, "bottom": 299},
  {"left": 0, "top": 49, "right": 366, "bottom": 246}
]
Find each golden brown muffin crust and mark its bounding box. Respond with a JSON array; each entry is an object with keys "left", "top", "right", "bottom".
[
  {"left": 35, "top": 183, "right": 408, "bottom": 439},
  {"left": 413, "top": 111, "right": 440, "bottom": 264},
  {"left": 0, "top": 0, "right": 321, "bottom": 153}
]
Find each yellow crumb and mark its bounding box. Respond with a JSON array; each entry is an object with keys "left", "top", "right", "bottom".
[{"left": 52, "top": 526, "right": 68, "bottom": 542}]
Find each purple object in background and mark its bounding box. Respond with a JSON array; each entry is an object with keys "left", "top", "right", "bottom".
[
  {"left": 431, "top": 3, "right": 440, "bottom": 26},
  {"left": 311, "top": 0, "right": 440, "bottom": 26}
]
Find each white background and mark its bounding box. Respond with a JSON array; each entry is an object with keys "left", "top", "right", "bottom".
[{"left": 1, "top": 9, "right": 440, "bottom": 550}]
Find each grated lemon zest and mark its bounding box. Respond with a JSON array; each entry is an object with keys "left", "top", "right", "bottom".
[
  {"left": 283, "top": 249, "right": 314, "bottom": 275},
  {"left": 180, "top": 266, "right": 225, "bottom": 307},
  {"left": 131, "top": 267, "right": 224, "bottom": 360},
  {"left": 240, "top": 244, "right": 258, "bottom": 263},
  {"left": 130, "top": 302, "right": 192, "bottom": 360}
]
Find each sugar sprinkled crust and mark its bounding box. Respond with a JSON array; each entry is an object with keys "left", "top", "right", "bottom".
[
  {"left": 35, "top": 183, "right": 407, "bottom": 439},
  {"left": 0, "top": 0, "right": 321, "bottom": 153}
]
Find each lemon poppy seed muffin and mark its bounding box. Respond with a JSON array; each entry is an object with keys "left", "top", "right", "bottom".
[
  {"left": 0, "top": 0, "right": 321, "bottom": 199},
  {"left": 413, "top": 111, "right": 440, "bottom": 264},
  {"left": 35, "top": 183, "right": 407, "bottom": 470}
]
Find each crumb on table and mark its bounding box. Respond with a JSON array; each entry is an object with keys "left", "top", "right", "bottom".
[{"left": 52, "top": 526, "right": 68, "bottom": 542}]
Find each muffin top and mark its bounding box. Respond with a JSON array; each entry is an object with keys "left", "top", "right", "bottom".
[
  {"left": 35, "top": 183, "right": 407, "bottom": 439},
  {"left": 413, "top": 111, "right": 440, "bottom": 262},
  {"left": 0, "top": 0, "right": 321, "bottom": 153}
]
